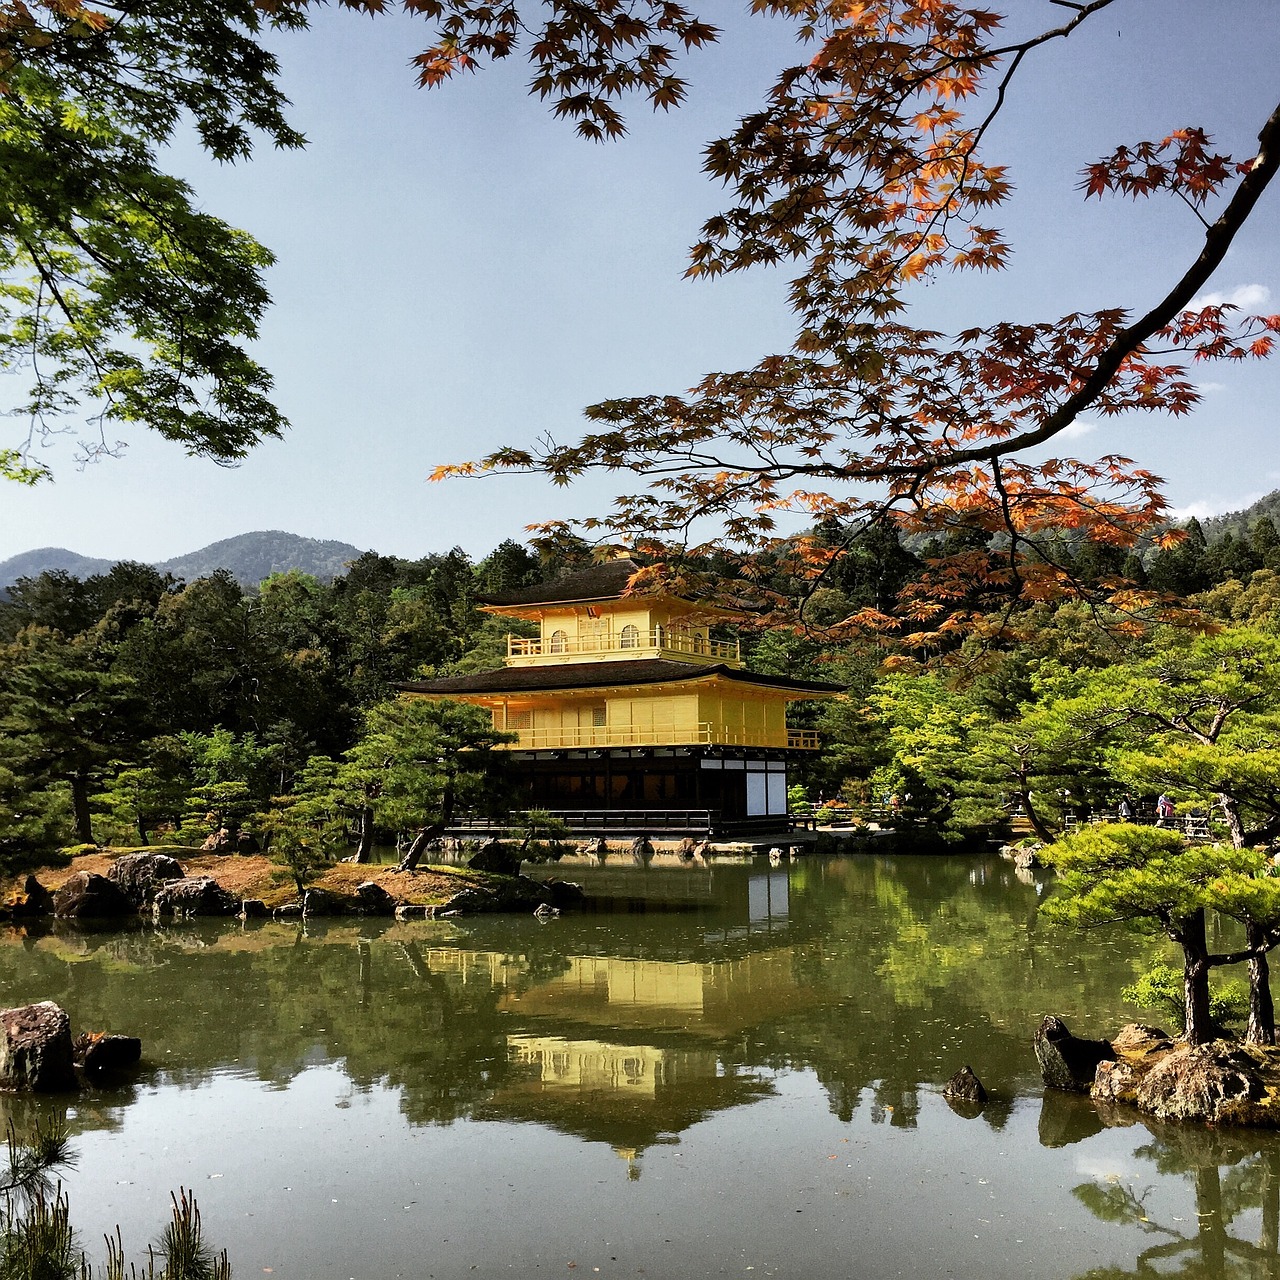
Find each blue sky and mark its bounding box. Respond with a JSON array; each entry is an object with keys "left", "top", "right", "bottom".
[{"left": 0, "top": 0, "right": 1277, "bottom": 563}]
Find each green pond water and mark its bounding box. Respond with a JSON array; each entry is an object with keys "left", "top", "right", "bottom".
[{"left": 0, "top": 852, "right": 1276, "bottom": 1280}]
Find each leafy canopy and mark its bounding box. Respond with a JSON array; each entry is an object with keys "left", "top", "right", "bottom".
[{"left": 0, "top": 0, "right": 305, "bottom": 479}]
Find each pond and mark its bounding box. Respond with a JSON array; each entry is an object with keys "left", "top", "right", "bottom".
[{"left": 0, "top": 852, "right": 1276, "bottom": 1280}]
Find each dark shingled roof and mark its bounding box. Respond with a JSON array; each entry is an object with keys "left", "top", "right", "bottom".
[
  {"left": 397, "top": 658, "right": 843, "bottom": 696},
  {"left": 477, "top": 558, "right": 645, "bottom": 607}
]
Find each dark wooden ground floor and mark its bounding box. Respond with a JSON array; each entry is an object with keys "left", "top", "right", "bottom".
[{"left": 463, "top": 745, "right": 798, "bottom": 836}]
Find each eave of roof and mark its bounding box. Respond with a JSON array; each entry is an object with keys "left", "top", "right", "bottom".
[{"left": 397, "top": 659, "right": 843, "bottom": 697}]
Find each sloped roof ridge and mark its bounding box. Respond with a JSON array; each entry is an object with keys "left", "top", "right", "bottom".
[
  {"left": 476, "top": 557, "right": 650, "bottom": 607},
  {"left": 398, "top": 657, "right": 843, "bottom": 696}
]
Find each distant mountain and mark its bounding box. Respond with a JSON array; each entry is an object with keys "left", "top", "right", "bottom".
[
  {"left": 0, "top": 530, "right": 368, "bottom": 590},
  {"left": 157, "top": 531, "right": 366, "bottom": 585},
  {"left": 0, "top": 547, "right": 117, "bottom": 584}
]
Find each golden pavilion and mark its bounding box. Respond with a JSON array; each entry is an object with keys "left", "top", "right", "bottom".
[{"left": 398, "top": 558, "right": 841, "bottom": 836}]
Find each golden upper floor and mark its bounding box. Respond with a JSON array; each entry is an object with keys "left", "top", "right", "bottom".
[
  {"left": 480, "top": 557, "right": 743, "bottom": 669},
  {"left": 399, "top": 559, "right": 841, "bottom": 751}
]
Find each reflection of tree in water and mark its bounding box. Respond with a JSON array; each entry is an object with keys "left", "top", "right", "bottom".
[
  {"left": 1070, "top": 1116, "right": 1280, "bottom": 1280},
  {"left": 0, "top": 857, "right": 1190, "bottom": 1166},
  {"left": 737, "top": 854, "right": 1155, "bottom": 1132},
  {"left": 349, "top": 939, "right": 515, "bottom": 1126},
  {"left": 0, "top": 921, "right": 516, "bottom": 1127}
]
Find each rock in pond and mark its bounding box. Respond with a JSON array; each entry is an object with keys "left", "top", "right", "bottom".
[
  {"left": 0, "top": 1002, "right": 76, "bottom": 1092},
  {"left": 539, "top": 878, "right": 586, "bottom": 909},
  {"left": 395, "top": 904, "right": 433, "bottom": 920},
  {"left": 629, "top": 835, "right": 655, "bottom": 865},
  {"left": 1134, "top": 1041, "right": 1270, "bottom": 1125},
  {"left": 152, "top": 877, "right": 238, "bottom": 918},
  {"left": 943, "top": 1064, "right": 988, "bottom": 1105},
  {"left": 1035, "top": 1014, "right": 1116, "bottom": 1092},
  {"left": 1111, "top": 1022, "right": 1174, "bottom": 1057},
  {"left": 106, "top": 852, "right": 184, "bottom": 908},
  {"left": 54, "top": 872, "right": 134, "bottom": 919},
  {"left": 1093, "top": 1058, "right": 1145, "bottom": 1104},
  {"left": 303, "top": 887, "right": 349, "bottom": 917},
  {"left": 443, "top": 887, "right": 500, "bottom": 914},
  {"left": 5, "top": 875, "right": 54, "bottom": 918},
  {"left": 74, "top": 1031, "right": 142, "bottom": 1081}
]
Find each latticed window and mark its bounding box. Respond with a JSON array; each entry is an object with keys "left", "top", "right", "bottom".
[
  {"left": 620, "top": 624, "right": 640, "bottom": 648},
  {"left": 508, "top": 708, "right": 533, "bottom": 730},
  {"left": 549, "top": 629, "right": 568, "bottom": 654},
  {"left": 591, "top": 705, "right": 607, "bottom": 728}
]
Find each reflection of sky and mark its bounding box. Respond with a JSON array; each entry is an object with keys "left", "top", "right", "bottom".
[
  {"left": 749, "top": 871, "right": 789, "bottom": 926},
  {"left": 49, "top": 1067, "right": 1215, "bottom": 1280}
]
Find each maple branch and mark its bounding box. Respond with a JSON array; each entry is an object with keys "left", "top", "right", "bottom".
[
  {"left": 922, "top": 97, "right": 1280, "bottom": 474},
  {"left": 985, "top": 0, "right": 1118, "bottom": 60},
  {"left": 948, "top": 0, "right": 1117, "bottom": 210},
  {"left": 989, "top": 460, "right": 1024, "bottom": 600}
]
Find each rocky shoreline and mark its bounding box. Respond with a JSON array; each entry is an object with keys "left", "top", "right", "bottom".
[
  {"left": 1036, "top": 1014, "right": 1280, "bottom": 1128},
  {"left": 1, "top": 848, "right": 585, "bottom": 925}
]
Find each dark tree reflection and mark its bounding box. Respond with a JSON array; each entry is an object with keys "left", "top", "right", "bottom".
[{"left": 1068, "top": 1117, "right": 1280, "bottom": 1280}]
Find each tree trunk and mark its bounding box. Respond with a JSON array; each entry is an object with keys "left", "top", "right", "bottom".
[
  {"left": 354, "top": 806, "right": 375, "bottom": 864},
  {"left": 396, "top": 822, "right": 445, "bottom": 873},
  {"left": 1247, "top": 921, "right": 1277, "bottom": 1045},
  {"left": 1219, "top": 791, "right": 1245, "bottom": 848},
  {"left": 1181, "top": 910, "right": 1214, "bottom": 1046},
  {"left": 136, "top": 814, "right": 149, "bottom": 846},
  {"left": 396, "top": 779, "right": 456, "bottom": 873},
  {"left": 1018, "top": 780, "right": 1055, "bottom": 845},
  {"left": 70, "top": 771, "right": 94, "bottom": 846}
]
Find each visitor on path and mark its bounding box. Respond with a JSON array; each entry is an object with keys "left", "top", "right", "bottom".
[
  {"left": 1117, "top": 795, "right": 1134, "bottom": 822},
  {"left": 1156, "top": 794, "right": 1175, "bottom": 827}
]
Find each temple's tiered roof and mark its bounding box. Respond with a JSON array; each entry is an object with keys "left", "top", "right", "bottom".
[{"left": 398, "top": 659, "right": 841, "bottom": 697}]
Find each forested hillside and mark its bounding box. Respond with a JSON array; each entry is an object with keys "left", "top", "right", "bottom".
[{"left": 1203, "top": 490, "right": 1280, "bottom": 544}]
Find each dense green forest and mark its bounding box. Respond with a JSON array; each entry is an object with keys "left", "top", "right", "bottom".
[{"left": 4, "top": 513, "right": 1280, "bottom": 867}]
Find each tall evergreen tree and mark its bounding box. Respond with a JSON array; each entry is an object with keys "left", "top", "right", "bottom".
[{"left": 0, "top": 630, "right": 145, "bottom": 844}]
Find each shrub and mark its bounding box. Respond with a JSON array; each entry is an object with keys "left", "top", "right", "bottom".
[{"left": 1121, "top": 964, "right": 1247, "bottom": 1038}]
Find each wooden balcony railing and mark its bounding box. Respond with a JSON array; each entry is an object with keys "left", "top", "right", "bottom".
[
  {"left": 507, "top": 631, "right": 741, "bottom": 663},
  {"left": 498, "top": 723, "right": 820, "bottom": 750},
  {"left": 452, "top": 809, "right": 801, "bottom": 835}
]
